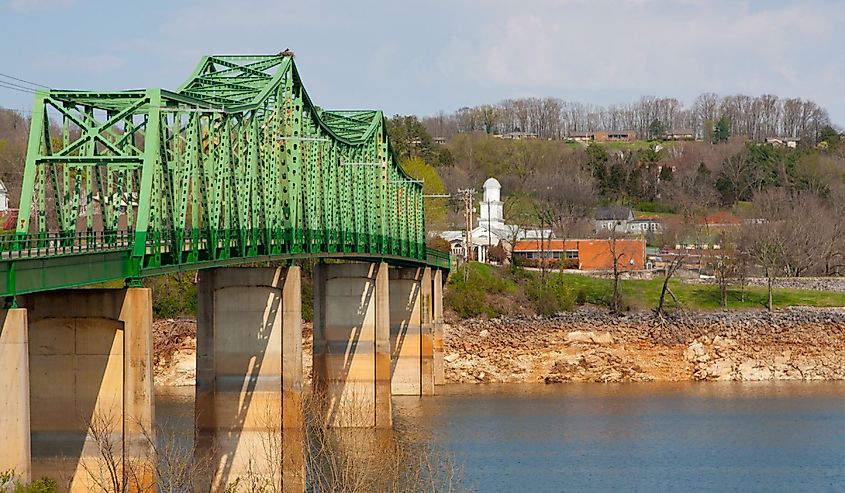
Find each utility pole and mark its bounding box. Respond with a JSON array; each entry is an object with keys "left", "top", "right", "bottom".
[{"left": 458, "top": 188, "right": 476, "bottom": 262}]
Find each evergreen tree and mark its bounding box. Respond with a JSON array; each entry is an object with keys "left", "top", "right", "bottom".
[
  {"left": 712, "top": 116, "right": 731, "bottom": 144},
  {"left": 648, "top": 119, "right": 665, "bottom": 140}
]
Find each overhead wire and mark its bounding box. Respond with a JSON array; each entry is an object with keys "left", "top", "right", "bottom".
[
  {"left": 0, "top": 80, "right": 37, "bottom": 94},
  {"left": 0, "top": 72, "right": 49, "bottom": 89}
]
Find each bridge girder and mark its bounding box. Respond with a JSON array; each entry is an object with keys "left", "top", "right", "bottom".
[{"left": 3, "top": 55, "right": 449, "bottom": 297}]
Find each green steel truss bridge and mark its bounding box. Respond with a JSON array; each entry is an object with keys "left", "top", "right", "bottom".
[{"left": 2, "top": 54, "right": 450, "bottom": 298}]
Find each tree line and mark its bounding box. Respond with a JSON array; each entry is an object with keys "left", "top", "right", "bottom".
[{"left": 423, "top": 94, "right": 833, "bottom": 144}]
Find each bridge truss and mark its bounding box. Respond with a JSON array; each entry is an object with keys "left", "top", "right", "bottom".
[{"left": 2, "top": 55, "right": 449, "bottom": 297}]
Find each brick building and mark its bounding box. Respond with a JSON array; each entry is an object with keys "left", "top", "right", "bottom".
[{"left": 512, "top": 238, "right": 646, "bottom": 270}]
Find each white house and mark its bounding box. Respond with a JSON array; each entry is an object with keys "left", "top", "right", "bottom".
[{"left": 0, "top": 179, "right": 9, "bottom": 211}]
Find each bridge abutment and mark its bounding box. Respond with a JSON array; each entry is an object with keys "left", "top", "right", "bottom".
[
  {"left": 17, "top": 288, "right": 154, "bottom": 492},
  {"left": 195, "top": 266, "right": 304, "bottom": 492},
  {"left": 312, "top": 262, "right": 392, "bottom": 428}
]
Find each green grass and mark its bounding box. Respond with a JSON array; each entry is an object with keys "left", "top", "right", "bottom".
[
  {"left": 445, "top": 263, "right": 845, "bottom": 317},
  {"left": 587, "top": 275, "right": 845, "bottom": 311},
  {"left": 597, "top": 139, "right": 680, "bottom": 152}
]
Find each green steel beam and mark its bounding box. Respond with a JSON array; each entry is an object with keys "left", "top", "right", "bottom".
[{"left": 7, "top": 54, "right": 450, "bottom": 296}]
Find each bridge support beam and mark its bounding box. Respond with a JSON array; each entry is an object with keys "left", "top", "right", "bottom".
[
  {"left": 388, "top": 267, "right": 435, "bottom": 396},
  {"left": 0, "top": 309, "right": 30, "bottom": 483},
  {"left": 313, "top": 262, "right": 392, "bottom": 428},
  {"left": 21, "top": 288, "right": 154, "bottom": 493},
  {"left": 195, "top": 267, "right": 304, "bottom": 492},
  {"left": 432, "top": 269, "right": 446, "bottom": 386}
]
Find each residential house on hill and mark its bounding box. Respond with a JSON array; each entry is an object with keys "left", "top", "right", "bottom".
[
  {"left": 662, "top": 130, "right": 695, "bottom": 141},
  {"left": 594, "top": 206, "right": 634, "bottom": 234},
  {"left": 698, "top": 211, "right": 742, "bottom": 229},
  {"left": 566, "top": 131, "right": 593, "bottom": 143},
  {"left": 594, "top": 130, "right": 636, "bottom": 142},
  {"left": 765, "top": 137, "right": 800, "bottom": 149},
  {"left": 566, "top": 131, "right": 637, "bottom": 143}
]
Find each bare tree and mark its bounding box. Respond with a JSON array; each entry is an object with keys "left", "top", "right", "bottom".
[
  {"left": 603, "top": 228, "right": 627, "bottom": 314},
  {"left": 656, "top": 253, "right": 686, "bottom": 316}
]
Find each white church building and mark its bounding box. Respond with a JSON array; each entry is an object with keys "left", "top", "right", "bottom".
[{"left": 440, "top": 177, "right": 552, "bottom": 263}]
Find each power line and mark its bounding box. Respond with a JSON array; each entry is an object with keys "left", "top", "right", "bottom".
[
  {"left": 0, "top": 72, "right": 49, "bottom": 89},
  {"left": 0, "top": 79, "right": 38, "bottom": 92},
  {"left": 0, "top": 80, "right": 36, "bottom": 95}
]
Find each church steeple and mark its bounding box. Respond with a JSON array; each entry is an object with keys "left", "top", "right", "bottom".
[{"left": 479, "top": 177, "right": 504, "bottom": 230}]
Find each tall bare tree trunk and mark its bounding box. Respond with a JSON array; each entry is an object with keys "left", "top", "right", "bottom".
[{"left": 767, "top": 272, "right": 774, "bottom": 312}]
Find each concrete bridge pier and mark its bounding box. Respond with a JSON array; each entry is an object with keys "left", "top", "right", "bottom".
[
  {"left": 432, "top": 268, "right": 446, "bottom": 386},
  {"left": 312, "top": 262, "right": 392, "bottom": 428},
  {"left": 389, "top": 267, "right": 435, "bottom": 396},
  {"left": 0, "top": 309, "right": 31, "bottom": 483},
  {"left": 9, "top": 288, "right": 155, "bottom": 493},
  {"left": 195, "top": 267, "right": 304, "bottom": 492}
]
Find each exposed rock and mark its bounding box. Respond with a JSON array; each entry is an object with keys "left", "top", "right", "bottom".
[
  {"left": 565, "top": 330, "right": 614, "bottom": 345},
  {"left": 444, "top": 353, "right": 460, "bottom": 363},
  {"left": 153, "top": 306, "right": 845, "bottom": 387},
  {"left": 706, "top": 359, "right": 734, "bottom": 381}
]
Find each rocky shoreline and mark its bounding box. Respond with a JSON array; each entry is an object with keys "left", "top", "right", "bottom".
[
  {"left": 444, "top": 307, "right": 845, "bottom": 384},
  {"left": 153, "top": 307, "right": 845, "bottom": 386}
]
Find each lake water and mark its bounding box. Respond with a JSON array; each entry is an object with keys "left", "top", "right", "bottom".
[{"left": 157, "top": 382, "right": 845, "bottom": 492}]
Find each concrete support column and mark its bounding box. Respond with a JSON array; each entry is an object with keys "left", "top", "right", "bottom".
[
  {"left": 22, "top": 288, "right": 154, "bottom": 493},
  {"left": 313, "top": 262, "right": 391, "bottom": 428},
  {"left": 388, "top": 267, "right": 434, "bottom": 396},
  {"left": 0, "top": 309, "right": 30, "bottom": 482},
  {"left": 432, "top": 269, "right": 446, "bottom": 385},
  {"left": 420, "top": 268, "right": 435, "bottom": 396},
  {"left": 195, "top": 267, "right": 304, "bottom": 492},
  {"left": 388, "top": 267, "right": 422, "bottom": 396}
]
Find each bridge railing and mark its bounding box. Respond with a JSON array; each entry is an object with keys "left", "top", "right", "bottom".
[{"left": 0, "top": 231, "right": 133, "bottom": 259}]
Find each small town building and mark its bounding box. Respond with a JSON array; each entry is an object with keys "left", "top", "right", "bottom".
[
  {"left": 440, "top": 177, "right": 552, "bottom": 262},
  {"left": 566, "top": 131, "right": 637, "bottom": 143},
  {"left": 494, "top": 132, "right": 539, "bottom": 140},
  {"left": 566, "top": 131, "right": 594, "bottom": 143},
  {"left": 697, "top": 211, "right": 742, "bottom": 229},
  {"left": 512, "top": 238, "right": 646, "bottom": 271},
  {"left": 0, "top": 179, "right": 9, "bottom": 212},
  {"left": 626, "top": 217, "right": 663, "bottom": 234},
  {"left": 764, "top": 137, "right": 800, "bottom": 149},
  {"left": 593, "top": 130, "right": 636, "bottom": 142},
  {"left": 594, "top": 206, "right": 634, "bottom": 234},
  {"left": 662, "top": 130, "right": 695, "bottom": 141}
]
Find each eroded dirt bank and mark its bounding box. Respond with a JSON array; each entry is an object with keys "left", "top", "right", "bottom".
[{"left": 154, "top": 307, "right": 845, "bottom": 386}]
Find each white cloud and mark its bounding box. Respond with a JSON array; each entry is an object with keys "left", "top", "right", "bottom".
[
  {"left": 434, "top": 1, "right": 844, "bottom": 108},
  {"left": 5, "top": 0, "right": 75, "bottom": 12}
]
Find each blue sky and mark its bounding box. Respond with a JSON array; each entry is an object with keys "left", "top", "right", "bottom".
[{"left": 1, "top": 0, "right": 844, "bottom": 125}]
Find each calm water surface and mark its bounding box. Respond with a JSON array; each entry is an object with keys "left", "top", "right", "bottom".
[{"left": 157, "top": 382, "right": 845, "bottom": 492}]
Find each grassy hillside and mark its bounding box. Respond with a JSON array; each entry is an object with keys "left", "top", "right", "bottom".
[{"left": 445, "top": 262, "right": 845, "bottom": 318}]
